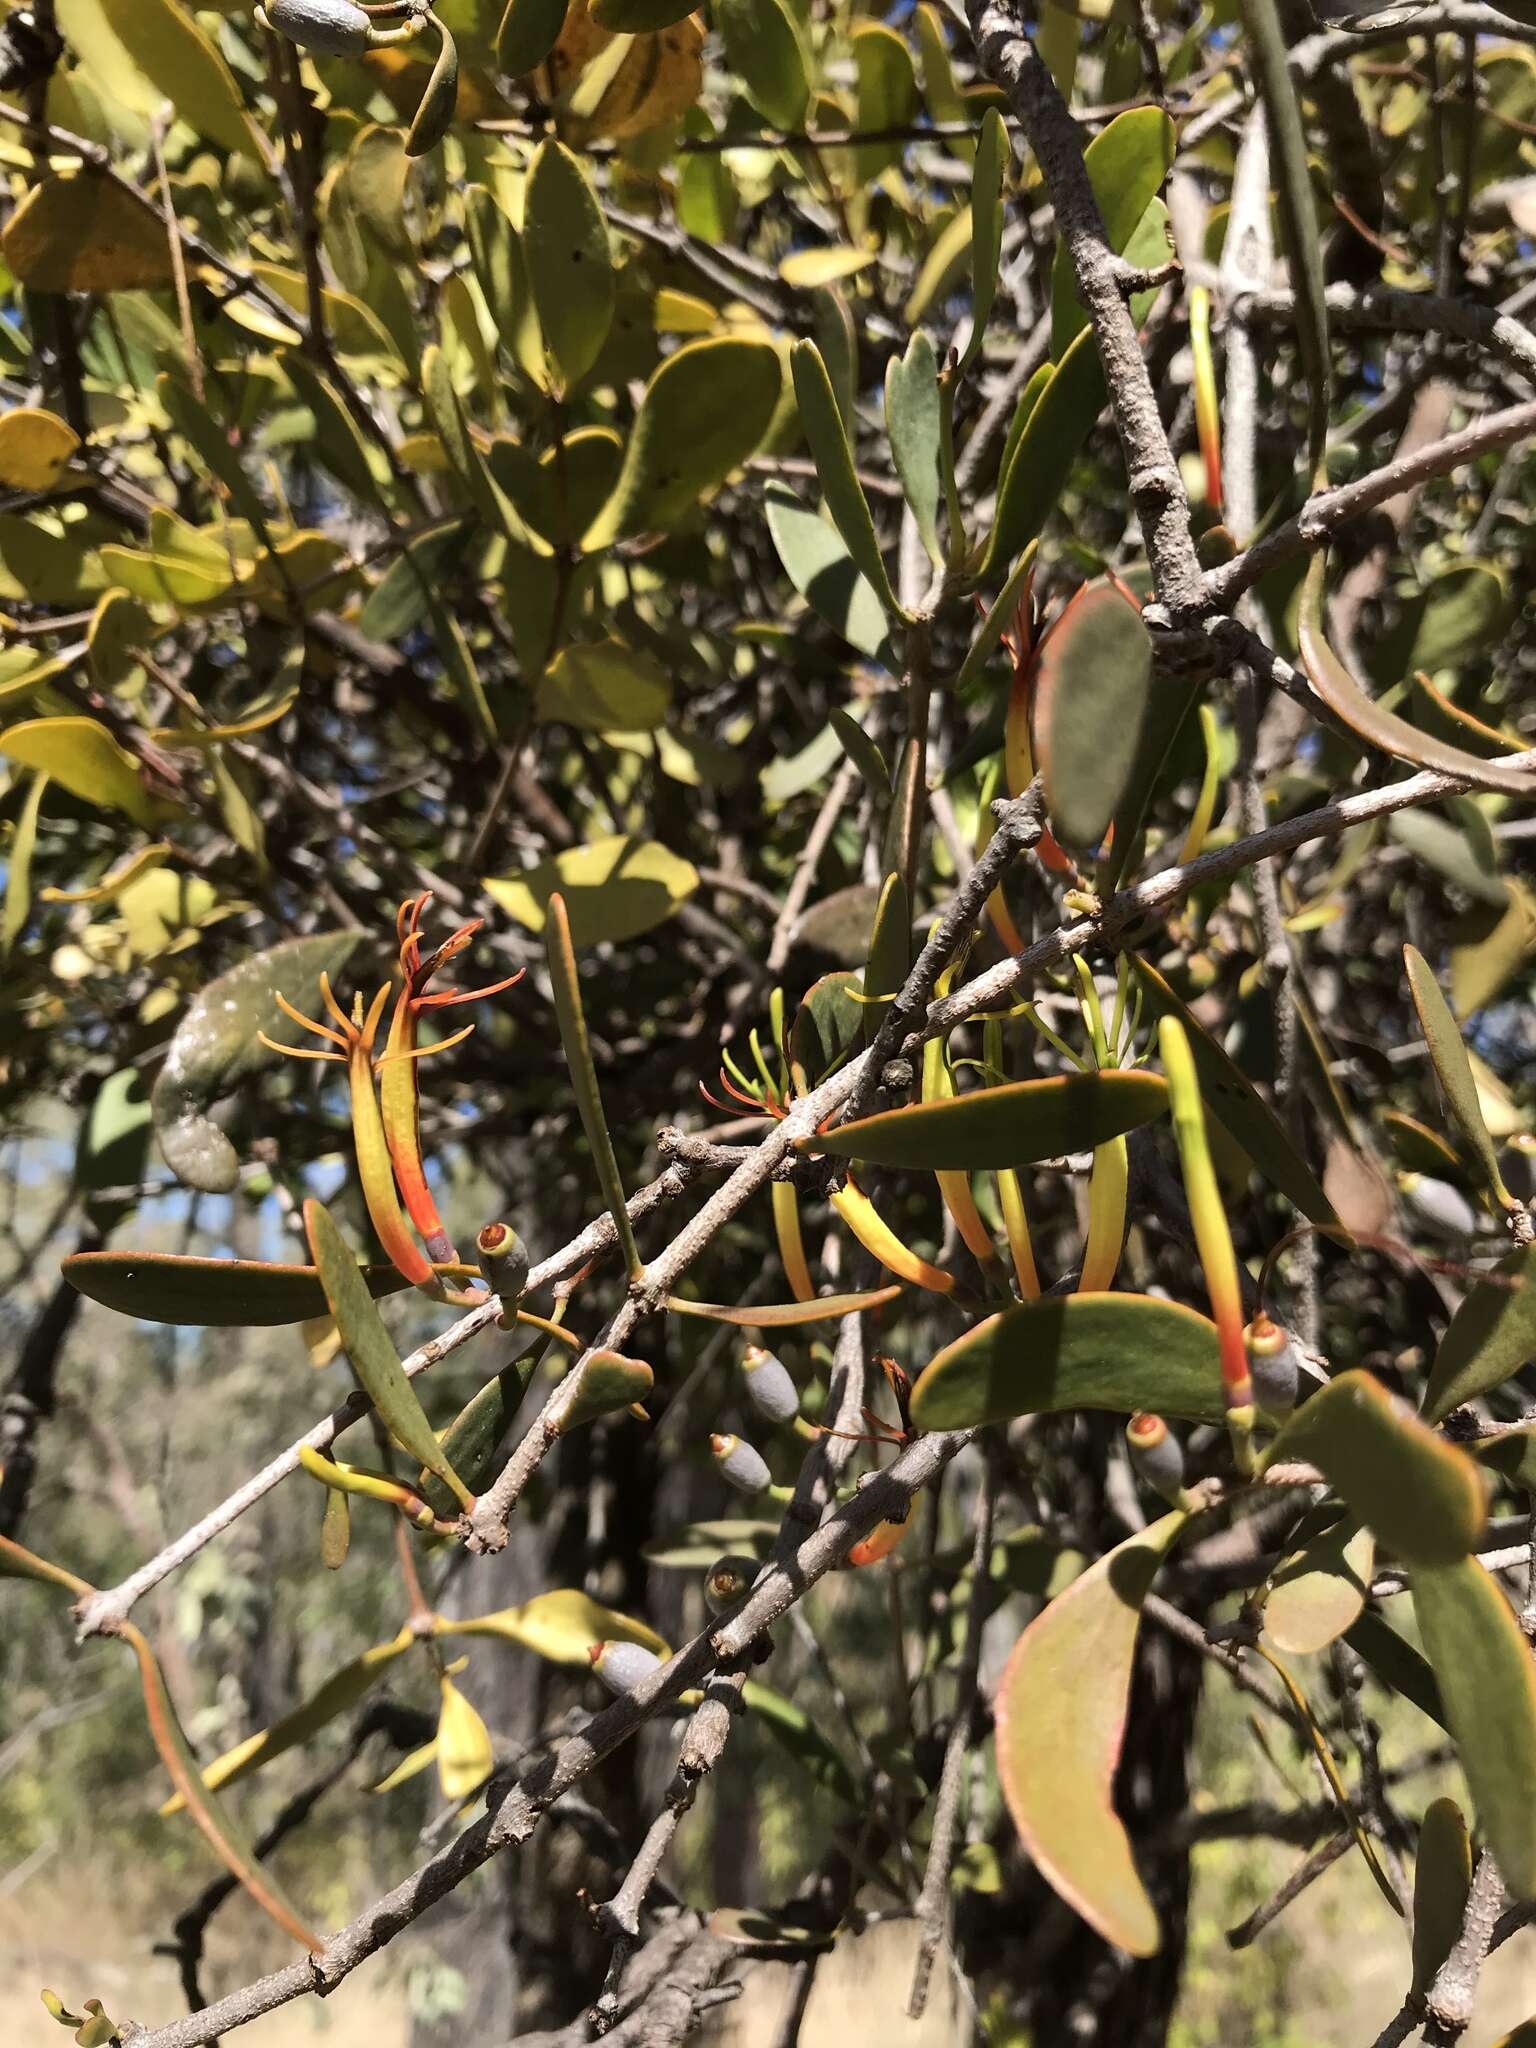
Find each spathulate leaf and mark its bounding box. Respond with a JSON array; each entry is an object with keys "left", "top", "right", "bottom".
[
  {"left": 0, "top": 407, "right": 79, "bottom": 490},
  {"left": 1, "top": 170, "right": 173, "bottom": 293},
  {"left": 666, "top": 1285, "right": 903, "bottom": 1327},
  {"left": 149, "top": 931, "right": 362, "bottom": 1193},
  {"left": 439, "top": 1587, "right": 668, "bottom": 1664},
  {"left": 1263, "top": 1370, "right": 1484, "bottom": 1566},
  {"left": 125, "top": 1621, "right": 322, "bottom": 1953},
  {"left": 1414, "top": 1555, "right": 1536, "bottom": 1898},
  {"left": 161, "top": 1630, "right": 414, "bottom": 1815},
  {"left": 0, "top": 716, "right": 159, "bottom": 829},
  {"left": 763, "top": 483, "right": 897, "bottom": 667},
  {"left": 558, "top": 1349, "right": 654, "bottom": 1431},
  {"left": 1033, "top": 582, "right": 1154, "bottom": 849},
  {"left": 803, "top": 1072, "right": 1168, "bottom": 1171},
  {"left": 98, "top": 0, "right": 268, "bottom": 160},
  {"left": 61, "top": 1248, "right": 418, "bottom": 1326},
  {"left": 884, "top": 332, "right": 943, "bottom": 565},
  {"left": 499, "top": 0, "right": 570, "bottom": 71},
  {"left": 305, "top": 1199, "right": 474, "bottom": 1512},
  {"left": 995, "top": 1512, "right": 1187, "bottom": 1956},
  {"left": 537, "top": 640, "right": 671, "bottom": 732},
  {"left": 715, "top": 0, "right": 808, "bottom": 129},
  {"left": 584, "top": 336, "right": 782, "bottom": 548},
  {"left": 1422, "top": 1245, "right": 1536, "bottom": 1425},
  {"left": 1263, "top": 1515, "right": 1374, "bottom": 1656},
  {"left": 436, "top": 1675, "right": 494, "bottom": 1800},
  {"left": 1126, "top": 956, "right": 1339, "bottom": 1228},
  {"left": 1404, "top": 942, "right": 1514, "bottom": 1210},
  {"left": 1050, "top": 108, "right": 1174, "bottom": 356},
  {"left": 523, "top": 139, "right": 614, "bottom": 392},
  {"left": 486, "top": 835, "right": 698, "bottom": 947},
  {"left": 1300, "top": 561, "right": 1536, "bottom": 796},
  {"left": 789, "top": 339, "right": 904, "bottom": 624},
  {"left": 1412, "top": 1797, "right": 1473, "bottom": 1999},
  {"left": 911, "top": 1293, "right": 1226, "bottom": 1431}
]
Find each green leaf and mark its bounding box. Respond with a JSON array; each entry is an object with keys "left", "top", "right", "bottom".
[
  {"left": 486, "top": 834, "right": 698, "bottom": 946},
  {"left": 523, "top": 139, "right": 614, "bottom": 393},
  {"left": 161, "top": 1630, "right": 414, "bottom": 1815},
  {"left": 1033, "top": 582, "right": 1154, "bottom": 849},
  {"left": 850, "top": 20, "right": 917, "bottom": 181},
  {"left": 910, "top": 1293, "right": 1226, "bottom": 1431},
  {"left": 417, "top": 1357, "right": 543, "bottom": 1520},
  {"left": 1263, "top": 1370, "right": 1484, "bottom": 1566},
  {"left": 75, "top": 1066, "right": 152, "bottom": 1199},
  {"left": 537, "top": 640, "right": 671, "bottom": 731},
  {"left": 1345, "top": 1612, "right": 1448, "bottom": 1733},
  {"left": 803, "top": 1071, "right": 1168, "bottom": 1170},
  {"left": 1412, "top": 1797, "right": 1473, "bottom": 1999},
  {"left": 436, "top": 1674, "right": 493, "bottom": 1801},
  {"left": 305, "top": 1199, "right": 475, "bottom": 1512},
  {"left": 964, "top": 108, "right": 1008, "bottom": 372},
  {"left": 764, "top": 483, "right": 896, "bottom": 667},
  {"left": 498, "top": 0, "right": 569, "bottom": 71},
  {"left": 995, "top": 1511, "right": 1186, "bottom": 1955},
  {"left": 439, "top": 1587, "right": 667, "bottom": 1663},
  {"left": 1050, "top": 108, "right": 1174, "bottom": 356},
  {"left": 1422, "top": 1244, "right": 1536, "bottom": 1425},
  {"left": 557, "top": 1349, "right": 654, "bottom": 1431},
  {"left": 980, "top": 325, "right": 1104, "bottom": 579},
  {"left": 884, "top": 332, "right": 943, "bottom": 565},
  {"left": 405, "top": 18, "right": 460, "bottom": 157},
  {"left": 715, "top": 0, "right": 808, "bottom": 129},
  {"left": 829, "top": 707, "right": 891, "bottom": 804},
  {"left": 1414, "top": 1555, "right": 1536, "bottom": 1897},
  {"left": 1262, "top": 1514, "right": 1375, "bottom": 1656},
  {"left": 590, "top": 0, "right": 694, "bottom": 23},
  {"left": 790, "top": 340, "right": 903, "bottom": 624},
  {"left": 98, "top": 0, "right": 268, "bottom": 160},
  {"left": 665, "top": 1284, "right": 903, "bottom": 1327},
  {"left": 544, "top": 892, "right": 641, "bottom": 1277},
  {"left": 280, "top": 353, "right": 389, "bottom": 513},
  {"left": 0, "top": 715, "right": 159, "bottom": 828},
  {"left": 1126, "top": 956, "right": 1340, "bottom": 1228},
  {"left": 862, "top": 871, "right": 910, "bottom": 1046},
  {"left": 124, "top": 1620, "right": 321, "bottom": 1953},
  {"left": 1235, "top": 0, "right": 1329, "bottom": 476},
  {"left": 62, "top": 1248, "right": 417, "bottom": 1326},
  {"left": 1389, "top": 808, "right": 1508, "bottom": 909},
  {"left": 3, "top": 769, "right": 46, "bottom": 957},
  {"left": 149, "top": 930, "right": 361, "bottom": 1193},
  {"left": 789, "top": 968, "right": 863, "bottom": 1085},
  {"left": 584, "top": 336, "right": 782, "bottom": 548},
  {"left": 743, "top": 1679, "right": 858, "bottom": 1802},
  {"left": 1405, "top": 942, "right": 1514, "bottom": 1209},
  {"left": 421, "top": 343, "right": 548, "bottom": 555},
  {"left": 1299, "top": 559, "right": 1536, "bottom": 796}
]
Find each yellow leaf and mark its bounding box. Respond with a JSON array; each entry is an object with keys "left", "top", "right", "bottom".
[
  {"left": 779, "top": 246, "right": 876, "bottom": 288},
  {"left": 0, "top": 717, "right": 160, "bottom": 828},
  {"left": 438, "top": 1587, "right": 669, "bottom": 1665},
  {"left": 0, "top": 408, "right": 80, "bottom": 489},
  {"left": 436, "top": 1675, "right": 494, "bottom": 1801},
  {"left": 485, "top": 834, "right": 698, "bottom": 946},
  {"left": 2, "top": 172, "right": 173, "bottom": 293}
]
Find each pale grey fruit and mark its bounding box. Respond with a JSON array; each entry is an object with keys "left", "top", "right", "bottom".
[
  {"left": 1126, "top": 1414, "right": 1185, "bottom": 1503},
  {"left": 740, "top": 1345, "right": 799, "bottom": 1423},
  {"left": 588, "top": 1640, "right": 661, "bottom": 1697},
  {"left": 263, "top": 0, "right": 373, "bottom": 57},
  {"left": 710, "top": 1431, "right": 771, "bottom": 1495},
  {"left": 1245, "top": 1319, "right": 1299, "bottom": 1420}
]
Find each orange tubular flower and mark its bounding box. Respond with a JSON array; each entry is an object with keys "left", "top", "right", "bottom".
[
  {"left": 380, "top": 895, "right": 523, "bottom": 1265},
  {"left": 260, "top": 973, "right": 442, "bottom": 1293}
]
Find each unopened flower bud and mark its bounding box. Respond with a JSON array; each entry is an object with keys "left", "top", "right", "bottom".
[
  {"left": 1126, "top": 1412, "right": 1186, "bottom": 1503},
  {"left": 477, "top": 1221, "right": 530, "bottom": 1311},
  {"left": 1244, "top": 1315, "right": 1299, "bottom": 1419},
  {"left": 704, "top": 1553, "right": 758, "bottom": 1612},
  {"left": 262, "top": 0, "right": 373, "bottom": 57},
  {"left": 740, "top": 1345, "right": 799, "bottom": 1423},
  {"left": 587, "top": 1639, "right": 661, "bottom": 1697},
  {"left": 710, "top": 1431, "right": 770, "bottom": 1495}
]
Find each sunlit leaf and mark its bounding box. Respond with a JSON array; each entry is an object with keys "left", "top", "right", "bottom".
[
  {"left": 1262, "top": 1514, "right": 1374, "bottom": 1655},
  {"left": 439, "top": 1587, "right": 668, "bottom": 1664},
  {"left": 666, "top": 1285, "right": 903, "bottom": 1326},
  {"left": 995, "top": 1511, "right": 1187, "bottom": 1955},
  {"left": 803, "top": 1072, "right": 1168, "bottom": 1170},
  {"left": 1412, "top": 1797, "right": 1472, "bottom": 1998},
  {"left": 486, "top": 835, "right": 698, "bottom": 946}
]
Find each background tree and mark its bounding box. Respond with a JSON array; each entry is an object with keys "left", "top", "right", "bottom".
[{"left": 2, "top": 0, "right": 1536, "bottom": 2043}]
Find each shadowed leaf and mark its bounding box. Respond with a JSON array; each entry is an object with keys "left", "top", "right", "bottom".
[
  {"left": 1405, "top": 942, "right": 1515, "bottom": 1208},
  {"left": 1412, "top": 1797, "right": 1472, "bottom": 1998},
  {"left": 1422, "top": 1244, "right": 1536, "bottom": 1425},
  {"left": 62, "top": 1249, "right": 417, "bottom": 1326}
]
